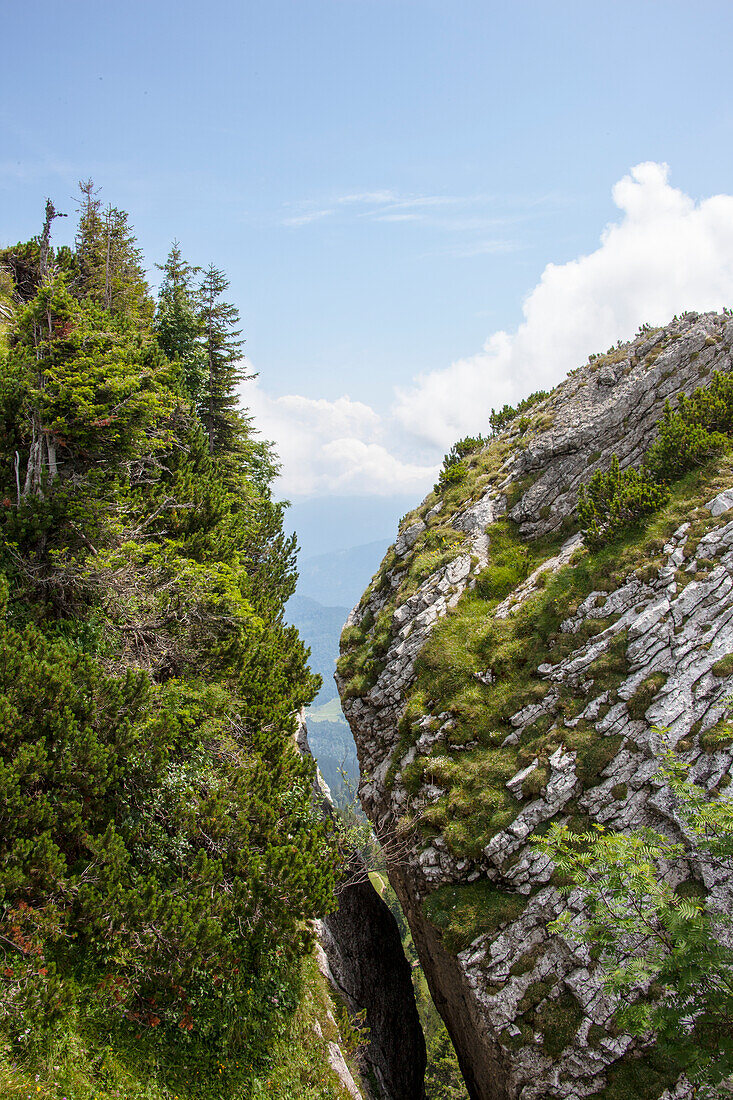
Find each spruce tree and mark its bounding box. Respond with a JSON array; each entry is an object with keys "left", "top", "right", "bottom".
[
  {"left": 74, "top": 180, "right": 153, "bottom": 327},
  {"left": 155, "top": 241, "right": 204, "bottom": 399},
  {"left": 198, "top": 263, "right": 253, "bottom": 458}
]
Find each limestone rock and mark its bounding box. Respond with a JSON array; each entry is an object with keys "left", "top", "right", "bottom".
[
  {"left": 297, "top": 715, "right": 426, "bottom": 1099},
  {"left": 338, "top": 311, "right": 733, "bottom": 1100}
]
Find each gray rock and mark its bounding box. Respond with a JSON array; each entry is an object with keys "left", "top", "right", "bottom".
[
  {"left": 707, "top": 487, "right": 733, "bottom": 516},
  {"left": 338, "top": 311, "right": 733, "bottom": 1100}
]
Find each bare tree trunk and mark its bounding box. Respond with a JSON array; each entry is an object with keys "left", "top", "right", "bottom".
[
  {"left": 39, "top": 198, "right": 66, "bottom": 285},
  {"left": 45, "top": 432, "right": 57, "bottom": 485},
  {"left": 22, "top": 414, "right": 42, "bottom": 499},
  {"left": 21, "top": 425, "right": 34, "bottom": 498}
]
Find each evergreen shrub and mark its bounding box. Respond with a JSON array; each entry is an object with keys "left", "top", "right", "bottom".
[
  {"left": 489, "top": 390, "right": 549, "bottom": 435},
  {"left": 434, "top": 435, "right": 487, "bottom": 492}
]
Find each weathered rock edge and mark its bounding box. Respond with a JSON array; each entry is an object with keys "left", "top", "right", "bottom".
[
  {"left": 338, "top": 311, "right": 733, "bottom": 1100},
  {"left": 296, "top": 718, "right": 427, "bottom": 1100}
]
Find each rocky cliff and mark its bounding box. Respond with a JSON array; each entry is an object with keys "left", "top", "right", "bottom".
[
  {"left": 297, "top": 718, "right": 427, "bottom": 1100},
  {"left": 337, "top": 311, "right": 733, "bottom": 1099}
]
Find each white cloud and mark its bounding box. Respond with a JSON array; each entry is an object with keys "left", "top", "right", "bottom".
[
  {"left": 374, "top": 212, "right": 423, "bottom": 223},
  {"left": 282, "top": 208, "right": 334, "bottom": 227},
  {"left": 246, "top": 384, "right": 437, "bottom": 497},
  {"left": 253, "top": 162, "right": 733, "bottom": 498},
  {"left": 394, "top": 162, "right": 733, "bottom": 448},
  {"left": 336, "top": 190, "right": 398, "bottom": 205},
  {"left": 281, "top": 189, "right": 528, "bottom": 232}
]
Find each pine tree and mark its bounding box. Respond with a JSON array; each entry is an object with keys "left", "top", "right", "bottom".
[
  {"left": 74, "top": 180, "right": 153, "bottom": 327},
  {"left": 0, "top": 200, "right": 334, "bottom": 1092},
  {"left": 155, "top": 241, "right": 203, "bottom": 399},
  {"left": 198, "top": 263, "right": 253, "bottom": 458}
]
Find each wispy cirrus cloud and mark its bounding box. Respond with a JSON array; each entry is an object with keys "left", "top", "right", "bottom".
[
  {"left": 335, "top": 190, "right": 398, "bottom": 205},
  {"left": 281, "top": 208, "right": 335, "bottom": 227},
  {"left": 279, "top": 188, "right": 547, "bottom": 235},
  {"left": 448, "top": 238, "right": 519, "bottom": 258}
]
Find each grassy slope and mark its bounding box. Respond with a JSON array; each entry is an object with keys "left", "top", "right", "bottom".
[
  {"left": 340, "top": 393, "right": 733, "bottom": 955},
  {"left": 308, "top": 697, "right": 348, "bottom": 724},
  {"left": 417, "top": 452, "right": 733, "bottom": 952},
  {"left": 0, "top": 955, "right": 360, "bottom": 1100}
]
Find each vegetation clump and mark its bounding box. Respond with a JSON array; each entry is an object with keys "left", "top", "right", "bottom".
[
  {"left": 489, "top": 390, "right": 549, "bottom": 435},
  {"left": 627, "top": 672, "right": 668, "bottom": 721},
  {"left": 0, "top": 190, "right": 342, "bottom": 1097},
  {"left": 578, "top": 457, "right": 669, "bottom": 549},
  {"left": 435, "top": 435, "right": 488, "bottom": 492},
  {"left": 423, "top": 881, "right": 528, "bottom": 953},
  {"left": 578, "top": 370, "right": 733, "bottom": 548},
  {"left": 538, "top": 745, "right": 733, "bottom": 1093}
]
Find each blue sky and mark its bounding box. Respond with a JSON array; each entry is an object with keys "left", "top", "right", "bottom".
[{"left": 5, "top": 0, "right": 733, "bottom": 545}]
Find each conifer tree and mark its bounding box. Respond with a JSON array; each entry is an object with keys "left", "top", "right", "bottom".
[
  {"left": 74, "top": 179, "right": 153, "bottom": 327},
  {"left": 155, "top": 241, "right": 204, "bottom": 399},
  {"left": 0, "top": 197, "right": 334, "bottom": 1094},
  {"left": 198, "top": 263, "right": 253, "bottom": 458}
]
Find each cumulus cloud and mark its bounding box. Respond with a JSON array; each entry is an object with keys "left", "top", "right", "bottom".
[
  {"left": 246, "top": 385, "right": 437, "bottom": 497},
  {"left": 394, "top": 162, "right": 733, "bottom": 448},
  {"left": 251, "top": 162, "right": 733, "bottom": 497}
]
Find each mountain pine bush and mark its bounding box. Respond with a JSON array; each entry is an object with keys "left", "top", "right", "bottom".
[{"left": 0, "top": 188, "right": 340, "bottom": 1095}]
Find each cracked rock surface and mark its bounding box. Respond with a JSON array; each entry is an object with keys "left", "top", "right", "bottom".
[{"left": 337, "top": 313, "right": 733, "bottom": 1100}]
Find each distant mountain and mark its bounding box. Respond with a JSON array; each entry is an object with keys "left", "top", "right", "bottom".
[
  {"left": 287, "top": 538, "right": 393, "bottom": 796},
  {"left": 287, "top": 594, "right": 349, "bottom": 703},
  {"left": 286, "top": 494, "right": 415, "bottom": 559},
  {"left": 296, "top": 538, "right": 390, "bottom": 608},
  {"left": 287, "top": 592, "right": 363, "bottom": 795},
  {"left": 306, "top": 719, "right": 359, "bottom": 805}
]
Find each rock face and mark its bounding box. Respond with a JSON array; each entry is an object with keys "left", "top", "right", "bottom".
[
  {"left": 297, "top": 717, "right": 426, "bottom": 1100},
  {"left": 319, "top": 865, "right": 427, "bottom": 1100},
  {"left": 337, "top": 312, "right": 733, "bottom": 1099}
]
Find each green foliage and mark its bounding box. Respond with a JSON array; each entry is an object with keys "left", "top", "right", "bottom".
[
  {"left": 534, "top": 991, "right": 584, "bottom": 1057},
  {"left": 423, "top": 881, "right": 528, "bottom": 953},
  {"left": 489, "top": 390, "right": 549, "bottom": 435},
  {"left": 645, "top": 371, "right": 733, "bottom": 483},
  {"left": 577, "top": 371, "right": 733, "bottom": 548},
  {"left": 1, "top": 277, "right": 172, "bottom": 499},
  {"left": 0, "top": 953, "right": 357, "bottom": 1099},
  {"left": 537, "top": 744, "right": 733, "bottom": 1092},
  {"left": 435, "top": 435, "right": 487, "bottom": 493},
  {"left": 475, "top": 522, "right": 531, "bottom": 601},
  {"left": 74, "top": 179, "right": 154, "bottom": 328},
  {"left": 627, "top": 672, "right": 668, "bottom": 721},
  {"left": 198, "top": 263, "right": 254, "bottom": 462},
  {"left": 712, "top": 653, "right": 733, "bottom": 679},
  {"left": 577, "top": 456, "right": 669, "bottom": 549},
  {"left": 0, "top": 198, "right": 339, "bottom": 1096},
  {"left": 0, "top": 614, "right": 337, "bottom": 1053},
  {"left": 424, "top": 1025, "right": 468, "bottom": 1100},
  {"left": 155, "top": 241, "right": 205, "bottom": 401},
  {"left": 0, "top": 264, "right": 15, "bottom": 348}
]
